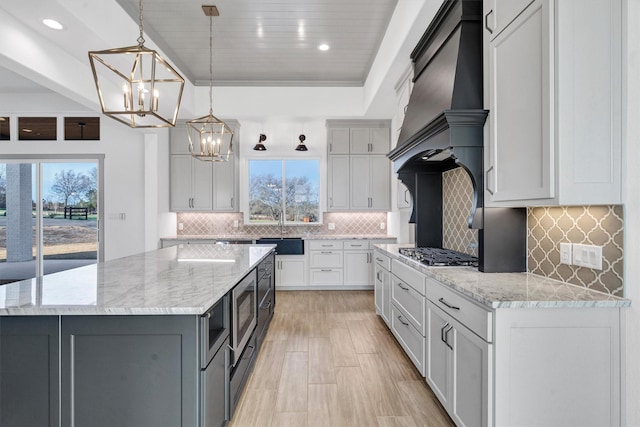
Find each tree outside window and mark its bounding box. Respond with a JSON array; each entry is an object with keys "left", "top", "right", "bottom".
[{"left": 249, "top": 159, "right": 319, "bottom": 224}]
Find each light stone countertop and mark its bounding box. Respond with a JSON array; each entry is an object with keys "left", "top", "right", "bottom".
[
  {"left": 162, "top": 234, "right": 397, "bottom": 241},
  {"left": 0, "top": 244, "right": 275, "bottom": 316},
  {"left": 374, "top": 244, "right": 631, "bottom": 309}
]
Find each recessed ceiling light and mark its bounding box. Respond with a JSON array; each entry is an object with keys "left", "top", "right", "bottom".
[
  {"left": 42, "top": 18, "right": 64, "bottom": 30},
  {"left": 318, "top": 44, "right": 330, "bottom": 51}
]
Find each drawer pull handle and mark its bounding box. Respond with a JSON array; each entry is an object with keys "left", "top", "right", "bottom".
[
  {"left": 438, "top": 297, "right": 460, "bottom": 311},
  {"left": 321, "top": 251, "right": 332, "bottom": 254},
  {"left": 321, "top": 269, "right": 332, "bottom": 272},
  {"left": 398, "top": 283, "right": 410, "bottom": 291},
  {"left": 376, "top": 258, "right": 383, "bottom": 262},
  {"left": 321, "top": 244, "right": 332, "bottom": 247},
  {"left": 397, "top": 315, "right": 410, "bottom": 326},
  {"left": 351, "top": 244, "right": 363, "bottom": 247}
]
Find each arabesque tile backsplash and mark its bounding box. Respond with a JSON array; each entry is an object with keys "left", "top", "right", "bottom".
[
  {"left": 528, "top": 206, "right": 624, "bottom": 296},
  {"left": 442, "top": 168, "right": 478, "bottom": 257},
  {"left": 176, "top": 212, "right": 388, "bottom": 237}
]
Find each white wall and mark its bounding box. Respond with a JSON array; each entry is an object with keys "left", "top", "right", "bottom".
[
  {"left": 0, "top": 93, "right": 171, "bottom": 261},
  {"left": 624, "top": 0, "right": 640, "bottom": 424}
]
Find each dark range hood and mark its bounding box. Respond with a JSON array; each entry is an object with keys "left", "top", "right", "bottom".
[{"left": 388, "top": 0, "right": 526, "bottom": 273}]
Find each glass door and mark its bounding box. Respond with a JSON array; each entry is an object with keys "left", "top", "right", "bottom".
[{"left": 0, "top": 159, "right": 101, "bottom": 284}]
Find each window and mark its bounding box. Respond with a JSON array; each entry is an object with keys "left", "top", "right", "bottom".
[{"left": 248, "top": 159, "right": 320, "bottom": 224}]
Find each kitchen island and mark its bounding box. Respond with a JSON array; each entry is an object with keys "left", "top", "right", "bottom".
[
  {"left": 374, "top": 243, "right": 630, "bottom": 427},
  {"left": 0, "top": 243, "right": 275, "bottom": 427}
]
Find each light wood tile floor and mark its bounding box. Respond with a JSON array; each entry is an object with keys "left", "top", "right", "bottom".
[{"left": 228, "top": 290, "right": 455, "bottom": 427}]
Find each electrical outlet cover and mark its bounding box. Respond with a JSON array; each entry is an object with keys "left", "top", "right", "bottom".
[
  {"left": 572, "top": 244, "right": 603, "bottom": 270},
  {"left": 560, "top": 242, "right": 572, "bottom": 265}
]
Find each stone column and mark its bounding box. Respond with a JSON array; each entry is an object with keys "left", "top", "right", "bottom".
[{"left": 6, "top": 164, "right": 33, "bottom": 262}]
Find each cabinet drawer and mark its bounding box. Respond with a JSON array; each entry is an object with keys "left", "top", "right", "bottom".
[
  {"left": 426, "top": 278, "right": 493, "bottom": 342},
  {"left": 391, "top": 303, "right": 425, "bottom": 376},
  {"left": 309, "top": 251, "right": 343, "bottom": 268},
  {"left": 391, "top": 275, "right": 426, "bottom": 335},
  {"left": 309, "top": 240, "right": 344, "bottom": 250},
  {"left": 373, "top": 250, "right": 391, "bottom": 271},
  {"left": 344, "top": 240, "right": 368, "bottom": 250},
  {"left": 391, "top": 259, "right": 425, "bottom": 295},
  {"left": 309, "top": 269, "right": 343, "bottom": 286}
]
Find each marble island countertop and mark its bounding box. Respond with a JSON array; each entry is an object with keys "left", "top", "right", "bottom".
[
  {"left": 374, "top": 244, "right": 630, "bottom": 309},
  {"left": 0, "top": 244, "right": 275, "bottom": 316}
]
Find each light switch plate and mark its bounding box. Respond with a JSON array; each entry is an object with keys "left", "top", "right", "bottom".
[
  {"left": 560, "top": 242, "right": 572, "bottom": 264},
  {"left": 572, "top": 244, "right": 603, "bottom": 270},
  {"left": 178, "top": 223, "right": 184, "bottom": 230},
  {"left": 328, "top": 223, "right": 335, "bottom": 230},
  {"left": 233, "top": 220, "right": 239, "bottom": 228}
]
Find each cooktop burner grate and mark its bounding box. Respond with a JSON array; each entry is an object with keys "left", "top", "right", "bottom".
[{"left": 398, "top": 247, "right": 479, "bottom": 267}]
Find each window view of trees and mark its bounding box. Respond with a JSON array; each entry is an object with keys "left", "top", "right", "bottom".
[
  {"left": 1, "top": 161, "right": 99, "bottom": 282},
  {"left": 249, "top": 159, "right": 319, "bottom": 224},
  {"left": 42, "top": 167, "right": 97, "bottom": 215}
]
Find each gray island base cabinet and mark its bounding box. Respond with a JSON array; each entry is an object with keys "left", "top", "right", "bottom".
[
  {"left": 61, "top": 315, "right": 199, "bottom": 427},
  {"left": 0, "top": 244, "right": 275, "bottom": 427}
]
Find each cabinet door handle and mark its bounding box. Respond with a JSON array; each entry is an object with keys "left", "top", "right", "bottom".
[
  {"left": 440, "top": 322, "right": 450, "bottom": 344},
  {"left": 329, "top": 143, "right": 333, "bottom": 152},
  {"left": 438, "top": 297, "right": 460, "bottom": 311},
  {"left": 330, "top": 197, "right": 333, "bottom": 207},
  {"left": 376, "top": 271, "right": 381, "bottom": 281},
  {"left": 231, "top": 197, "right": 234, "bottom": 208},
  {"left": 486, "top": 166, "right": 495, "bottom": 195},
  {"left": 397, "top": 282, "right": 410, "bottom": 291},
  {"left": 444, "top": 325, "right": 454, "bottom": 350},
  {"left": 485, "top": 10, "right": 494, "bottom": 34},
  {"left": 397, "top": 315, "right": 410, "bottom": 326}
]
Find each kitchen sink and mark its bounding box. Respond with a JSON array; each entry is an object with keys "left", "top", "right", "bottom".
[{"left": 255, "top": 237, "right": 304, "bottom": 255}]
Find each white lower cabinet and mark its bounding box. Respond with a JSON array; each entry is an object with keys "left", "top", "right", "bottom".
[
  {"left": 426, "top": 300, "right": 491, "bottom": 427},
  {"left": 375, "top": 249, "right": 622, "bottom": 427},
  {"left": 391, "top": 303, "right": 425, "bottom": 376},
  {"left": 275, "top": 255, "right": 306, "bottom": 288},
  {"left": 374, "top": 249, "right": 392, "bottom": 324},
  {"left": 344, "top": 250, "right": 371, "bottom": 286}
]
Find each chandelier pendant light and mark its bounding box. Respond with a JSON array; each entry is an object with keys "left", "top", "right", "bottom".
[
  {"left": 88, "top": 0, "right": 185, "bottom": 128},
  {"left": 186, "top": 5, "right": 234, "bottom": 162}
]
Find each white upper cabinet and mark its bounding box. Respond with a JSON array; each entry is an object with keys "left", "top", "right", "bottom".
[
  {"left": 169, "top": 121, "right": 240, "bottom": 212},
  {"left": 328, "top": 128, "right": 350, "bottom": 154},
  {"left": 327, "top": 155, "right": 350, "bottom": 211},
  {"left": 326, "top": 120, "right": 392, "bottom": 212},
  {"left": 484, "top": 0, "right": 622, "bottom": 206},
  {"left": 350, "top": 128, "right": 390, "bottom": 154}
]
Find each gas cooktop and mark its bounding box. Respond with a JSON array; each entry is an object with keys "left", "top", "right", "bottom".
[{"left": 398, "top": 247, "right": 479, "bottom": 267}]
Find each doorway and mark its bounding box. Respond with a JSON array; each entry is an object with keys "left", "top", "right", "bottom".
[{"left": 0, "top": 157, "right": 104, "bottom": 284}]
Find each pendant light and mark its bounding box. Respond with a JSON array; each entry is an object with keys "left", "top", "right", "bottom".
[
  {"left": 295, "top": 134, "right": 308, "bottom": 151},
  {"left": 88, "top": 0, "right": 185, "bottom": 128},
  {"left": 253, "top": 133, "right": 267, "bottom": 151},
  {"left": 186, "top": 5, "right": 234, "bottom": 162}
]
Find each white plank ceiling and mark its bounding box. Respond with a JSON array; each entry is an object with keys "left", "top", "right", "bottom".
[{"left": 115, "top": 0, "right": 398, "bottom": 86}]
